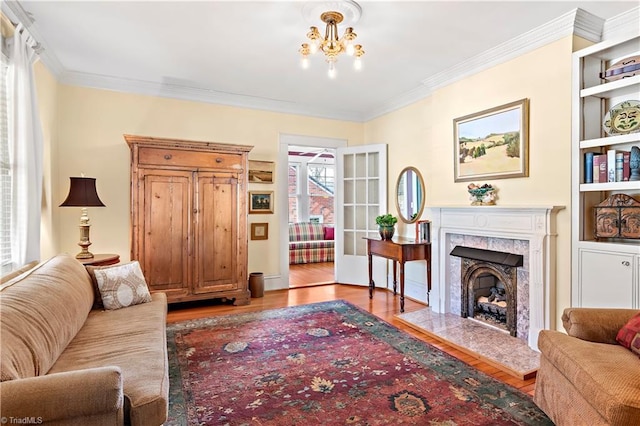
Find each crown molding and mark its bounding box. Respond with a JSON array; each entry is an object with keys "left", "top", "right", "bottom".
[
  {"left": 420, "top": 9, "right": 601, "bottom": 94},
  {"left": 602, "top": 6, "right": 640, "bottom": 40},
  {"left": 59, "top": 70, "right": 366, "bottom": 123},
  {"left": 13, "top": 4, "right": 639, "bottom": 124},
  {"left": 363, "top": 8, "right": 610, "bottom": 121}
]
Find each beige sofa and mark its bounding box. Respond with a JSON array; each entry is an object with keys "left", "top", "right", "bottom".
[
  {"left": 535, "top": 307, "right": 640, "bottom": 425},
  {"left": 0, "top": 254, "right": 169, "bottom": 425}
]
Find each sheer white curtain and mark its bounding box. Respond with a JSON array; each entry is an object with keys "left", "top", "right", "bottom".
[{"left": 7, "top": 23, "right": 43, "bottom": 268}]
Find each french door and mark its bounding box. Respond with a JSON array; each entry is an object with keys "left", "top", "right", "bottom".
[{"left": 335, "top": 144, "right": 387, "bottom": 285}]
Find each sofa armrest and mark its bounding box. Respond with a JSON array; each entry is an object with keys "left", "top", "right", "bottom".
[
  {"left": 0, "top": 366, "right": 123, "bottom": 425},
  {"left": 562, "top": 307, "right": 639, "bottom": 344}
]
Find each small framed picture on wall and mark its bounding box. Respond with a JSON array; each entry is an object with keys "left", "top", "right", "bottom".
[
  {"left": 249, "top": 191, "right": 274, "bottom": 214},
  {"left": 250, "top": 223, "right": 269, "bottom": 240}
]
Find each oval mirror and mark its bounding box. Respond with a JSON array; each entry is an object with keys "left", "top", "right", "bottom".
[{"left": 395, "top": 166, "right": 425, "bottom": 223}]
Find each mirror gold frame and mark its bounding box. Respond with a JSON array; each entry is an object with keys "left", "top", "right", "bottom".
[{"left": 395, "top": 166, "right": 425, "bottom": 224}]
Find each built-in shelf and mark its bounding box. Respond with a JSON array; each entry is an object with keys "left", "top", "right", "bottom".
[
  {"left": 571, "top": 32, "right": 640, "bottom": 310},
  {"left": 580, "top": 133, "right": 640, "bottom": 149},
  {"left": 580, "top": 181, "right": 640, "bottom": 191},
  {"left": 580, "top": 75, "right": 640, "bottom": 98}
]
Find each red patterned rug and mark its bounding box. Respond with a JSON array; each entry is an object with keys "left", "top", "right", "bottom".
[{"left": 166, "top": 300, "right": 551, "bottom": 425}]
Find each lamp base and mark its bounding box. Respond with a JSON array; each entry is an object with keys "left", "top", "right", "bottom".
[
  {"left": 75, "top": 250, "right": 94, "bottom": 260},
  {"left": 76, "top": 223, "right": 94, "bottom": 259}
]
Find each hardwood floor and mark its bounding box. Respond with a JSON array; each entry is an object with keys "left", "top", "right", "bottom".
[
  {"left": 289, "top": 261, "right": 334, "bottom": 288},
  {"left": 167, "top": 283, "right": 536, "bottom": 397}
]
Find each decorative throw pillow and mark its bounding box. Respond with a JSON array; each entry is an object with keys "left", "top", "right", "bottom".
[
  {"left": 616, "top": 312, "right": 640, "bottom": 356},
  {"left": 92, "top": 261, "right": 152, "bottom": 310},
  {"left": 323, "top": 226, "right": 335, "bottom": 240}
]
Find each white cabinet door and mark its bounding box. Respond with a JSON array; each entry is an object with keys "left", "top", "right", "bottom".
[{"left": 578, "top": 249, "right": 634, "bottom": 308}]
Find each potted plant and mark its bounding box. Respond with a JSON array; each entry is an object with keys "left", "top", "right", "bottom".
[{"left": 376, "top": 213, "right": 398, "bottom": 240}]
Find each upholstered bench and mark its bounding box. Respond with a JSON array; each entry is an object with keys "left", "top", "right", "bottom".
[{"left": 289, "top": 222, "right": 334, "bottom": 264}]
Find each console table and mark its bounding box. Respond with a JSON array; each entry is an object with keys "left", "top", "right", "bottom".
[{"left": 364, "top": 237, "right": 431, "bottom": 312}]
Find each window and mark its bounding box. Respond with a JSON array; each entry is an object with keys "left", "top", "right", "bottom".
[
  {"left": 0, "top": 49, "right": 10, "bottom": 274},
  {"left": 288, "top": 164, "right": 299, "bottom": 223},
  {"left": 288, "top": 148, "right": 335, "bottom": 225},
  {"left": 307, "top": 162, "right": 334, "bottom": 224}
]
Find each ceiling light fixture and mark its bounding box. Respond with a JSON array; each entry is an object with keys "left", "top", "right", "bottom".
[{"left": 299, "top": 6, "right": 364, "bottom": 79}]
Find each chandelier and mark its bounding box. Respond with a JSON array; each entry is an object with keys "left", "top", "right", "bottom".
[{"left": 299, "top": 10, "right": 364, "bottom": 79}]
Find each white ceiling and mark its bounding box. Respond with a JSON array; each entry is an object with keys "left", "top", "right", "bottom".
[{"left": 4, "top": 1, "right": 639, "bottom": 121}]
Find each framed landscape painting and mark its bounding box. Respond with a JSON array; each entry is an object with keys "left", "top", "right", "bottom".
[
  {"left": 248, "top": 160, "right": 274, "bottom": 184},
  {"left": 454, "top": 99, "right": 529, "bottom": 182},
  {"left": 249, "top": 191, "right": 273, "bottom": 214}
]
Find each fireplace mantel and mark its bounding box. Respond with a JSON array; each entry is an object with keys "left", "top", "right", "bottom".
[{"left": 427, "top": 205, "right": 564, "bottom": 350}]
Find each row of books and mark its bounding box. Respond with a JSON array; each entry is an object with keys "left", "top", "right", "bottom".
[
  {"left": 415, "top": 220, "right": 431, "bottom": 242},
  {"left": 584, "top": 150, "right": 633, "bottom": 184}
]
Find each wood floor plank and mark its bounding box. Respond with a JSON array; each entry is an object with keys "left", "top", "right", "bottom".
[{"left": 166, "top": 282, "right": 536, "bottom": 397}]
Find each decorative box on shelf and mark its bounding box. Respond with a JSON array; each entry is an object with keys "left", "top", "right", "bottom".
[{"left": 594, "top": 193, "right": 640, "bottom": 239}]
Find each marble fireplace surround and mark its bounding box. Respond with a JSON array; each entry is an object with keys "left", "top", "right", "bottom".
[{"left": 427, "top": 206, "right": 564, "bottom": 350}]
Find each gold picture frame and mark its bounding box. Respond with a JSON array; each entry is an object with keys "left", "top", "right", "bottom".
[
  {"left": 248, "top": 160, "right": 275, "bottom": 184},
  {"left": 454, "top": 98, "right": 529, "bottom": 182},
  {"left": 249, "top": 191, "right": 274, "bottom": 214},
  {"left": 250, "top": 223, "right": 269, "bottom": 240}
]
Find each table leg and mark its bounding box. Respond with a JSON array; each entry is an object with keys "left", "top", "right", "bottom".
[
  {"left": 426, "top": 260, "right": 431, "bottom": 306},
  {"left": 399, "top": 261, "right": 405, "bottom": 313},
  {"left": 392, "top": 261, "right": 397, "bottom": 295},
  {"left": 368, "top": 252, "right": 374, "bottom": 299}
]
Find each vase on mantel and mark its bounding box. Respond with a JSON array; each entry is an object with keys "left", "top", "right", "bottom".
[{"left": 379, "top": 225, "right": 395, "bottom": 240}]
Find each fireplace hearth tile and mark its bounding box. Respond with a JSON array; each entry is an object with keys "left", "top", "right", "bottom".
[{"left": 396, "top": 308, "right": 539, "bottom": 380}]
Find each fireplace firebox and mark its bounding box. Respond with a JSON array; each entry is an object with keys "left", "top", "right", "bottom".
[{"left": 450, "top": 246, "right": 523, "bottom": 336}]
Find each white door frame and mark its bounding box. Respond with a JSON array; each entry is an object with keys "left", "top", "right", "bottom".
[{"left": 277, "top": 134, "right": 347, "bottom": 290}]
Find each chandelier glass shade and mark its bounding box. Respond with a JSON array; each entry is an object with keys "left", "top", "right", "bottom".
[{"left": 299, "top": 10, "right": 364, "bottom": 78}]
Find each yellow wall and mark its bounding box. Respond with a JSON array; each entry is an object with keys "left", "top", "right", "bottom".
[
  {"left": 34, "top": 61, "right": 59, "bottom": 260},
  {"left": 365, "top": 36, "right": 574, "bottom": 327},
  {"left": 34, "top": 34, "right": 582, "bottom": 328},
  {"left": 38, "top": 82, "right": 362, "bottom": 276}
]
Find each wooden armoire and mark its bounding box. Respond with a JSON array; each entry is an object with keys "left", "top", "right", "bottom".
[{"left": 125, "top": 134, "right": 253, "bottom": 304}]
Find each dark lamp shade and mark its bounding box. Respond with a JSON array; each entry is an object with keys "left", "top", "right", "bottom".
[{"left": 59, "top": 177, "right": 106, "bottom": 207}]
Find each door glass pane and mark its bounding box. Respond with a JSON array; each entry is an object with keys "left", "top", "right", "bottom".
[
  {"left": 355, "top": 153, "right": 367, "bottom": 178},
  {"left": 344, "top": 180, "right": 354, "bottom": 205},
  {"left": 355, "top": 206, "right": 367, "bottom": 230},
  {"left": 344, "top": 206, "right": 354, "bottom": 229},
  {"left": 355, "top": 179, "right": 366, "bottom": 204},
  {"left": 344, "top": 154, "right": 354, "bottom": 178},
  {"left": 356, "top": 231, "right": 368, "bottom": 256},
  {"left": 368, "top": 207, "right": 379, "bottom": 231},
  {"left": 343, "top": 230, "right": 355, "bottom": 255},
  {"left": 368, "top": 152, "right": 379, "bottom": 178},
  {"left": 368, "top": 178, "right": 379, "bottom": 204}
]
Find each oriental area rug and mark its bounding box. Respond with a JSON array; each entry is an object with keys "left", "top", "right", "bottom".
[{"left": 166, "top": 300, "right": 552, "bottom": 425}]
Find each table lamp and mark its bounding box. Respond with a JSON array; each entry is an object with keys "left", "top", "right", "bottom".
[{"left": 59, "top": 176, "right": 105, "bottom": 259}]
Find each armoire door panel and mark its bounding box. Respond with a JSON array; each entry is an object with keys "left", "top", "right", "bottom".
[
  {"left": 194, "top": 173, "right": 238, "bottom": 293},
  {"left": 140, "top": 170, "right": 192, "bottom": 295}
]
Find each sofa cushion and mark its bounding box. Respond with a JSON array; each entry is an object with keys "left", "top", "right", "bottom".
[
  {"left": 324, "top": 226, "right": 335, "bottom": 240},
  {"left": 90, "top": 261, "right": 152, "bottom": 310},
  {"left": 538, "top": 330, "right": 640, "bottom": 424},
  {"left": 289, "top": 222, "right": 324, "bottom": 241},
  {"left": 0, "top": 254, "right": 94, "bottom": 381},
  {"left": 617, "top": 311, "right": 640, "bottom": 356},
  {"left": 48, "top": 293, "right": 169, "bottom": 426}
]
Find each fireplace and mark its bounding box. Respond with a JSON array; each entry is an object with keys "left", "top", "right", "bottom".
[
  {"left": 427, "top": 205, "right": 563, "bottom": 350},
  {"left": 451, "top": 246, "right": 523, "bottom": 336}
]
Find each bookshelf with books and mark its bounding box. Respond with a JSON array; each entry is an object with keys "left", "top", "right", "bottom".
[{"left": 571, "top": 33, "right": 640, "bottom": 309}]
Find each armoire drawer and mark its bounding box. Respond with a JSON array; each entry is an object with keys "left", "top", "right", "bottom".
[{"left": 138, "top": 147, "right": 242, "bottom": 169}]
